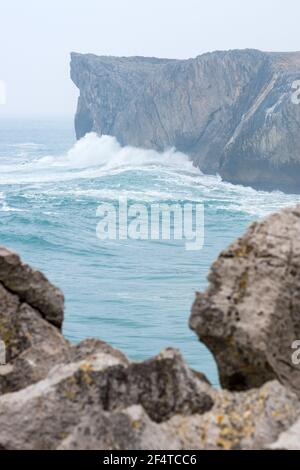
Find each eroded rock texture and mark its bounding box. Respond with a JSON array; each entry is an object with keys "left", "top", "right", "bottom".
[
  {"left": 71, "top": 49, "right": 300, "bottom": 192},
  {"left": 0, "top": 348, "right": 214, "bottom": 450},
  {"left": 60, "top": 381, "right": 300, "bottom": 451},
  {"left": 190, "top": 204, "right": 300, "bottom": 395},
  {"left": 1, "top": 199, "right": 300, "bottom": 452},
  {"left": 0, "top": 247, "right": 64, "bottom": 328},
  {"left": 164, "top": 380, "right": 300, "bottom": 450},
  {"left": 0, "top": 247, "right": 69, "bottom": 394}
]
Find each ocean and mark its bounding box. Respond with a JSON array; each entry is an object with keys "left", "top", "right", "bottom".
[{"left": 1, "top": 118, "right": 299, "bottom": 386}]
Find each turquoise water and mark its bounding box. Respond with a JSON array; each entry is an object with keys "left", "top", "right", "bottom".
[{"left": 1, "top": 118, "right": 300, "bottom": 386}]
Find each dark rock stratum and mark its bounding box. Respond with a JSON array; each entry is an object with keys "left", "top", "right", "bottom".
[
  {"left": 71, "top": 49, "right": 300, "bottom": 193},
  {"left": 1, "top": 205, "right": 300, "bottom": 448}
]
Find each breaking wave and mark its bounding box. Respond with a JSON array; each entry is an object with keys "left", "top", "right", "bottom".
[
  {"left": 0, "top": 133, "right": 199, "bottom": 184},
  {"left": 0, "top": 132, "right": 300, "bottom": 218}
]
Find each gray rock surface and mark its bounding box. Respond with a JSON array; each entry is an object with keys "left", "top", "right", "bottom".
[
  {"left": 0, "top": 247, "right": 69, "bottom": 394},
  {"left": 58, "top": 405, "right": 175, "bottom": 450},
  {"left": 190, "top": 204, "right": 300, "bottom": 395},
  {"left": 59, "top": 380, "right": 300, "bottom": 450},
  {"left": 0, "top": 340, "right": 297, "bottom": 450},
  {"left": 165, "top": 380, "right": 300, "bottom": 450},
  {"left": 71, "top": 49, "right": 300, "bottom": 193},
  {"left": 0, "top": 348, "right": 213, "bottom": 449},
  {"left": 0, "top": 247, "right": 64, "bottom": 328}
]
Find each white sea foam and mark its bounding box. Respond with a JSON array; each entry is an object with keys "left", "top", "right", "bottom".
[
  {"left": 31, "top": 133, "right": 199, "bottom": 174},
  {"left": 64, "top": 133, "right": 197, "bottom": 171},
  {"left": 0, "top": 133, "right": 199, "bottom": 184},
  {"left": 0, "top": 133, "right": 300, "bottom": 218}
]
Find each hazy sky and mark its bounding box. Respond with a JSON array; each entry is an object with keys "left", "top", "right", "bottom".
[{"left": 0, "top": 0, "right": 299, "bottom": 118}]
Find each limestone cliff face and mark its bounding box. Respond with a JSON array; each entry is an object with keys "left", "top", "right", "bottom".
[{"left": 71, "top": 49, "right": 300, "bottom": 193}]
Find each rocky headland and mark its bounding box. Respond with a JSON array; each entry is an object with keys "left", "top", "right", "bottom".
[
  {"left": 1, "top": 205, "right": 300, "bottom": 449},
  {"left": 71, "top": 49, "right": 300, "bottom": 193}
]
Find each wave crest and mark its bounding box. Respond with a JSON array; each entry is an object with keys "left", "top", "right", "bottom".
[{"left": 0, "top": 133, "right": 199, "bottom": 184}]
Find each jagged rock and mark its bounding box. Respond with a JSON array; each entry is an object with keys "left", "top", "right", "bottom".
[
  {"left": 4, "top": 372, "right": 296, "bottom": 450},
  {"left": 71, "top": 49, "right": 300, "bottom": 193},
  {"left": 190, "top": 204, "right": 300, "bottom": 394},
  {"left": 0, "top": 337, "right": 129, "bottom": 396},
  {"left": 0, "top": 256, "right": 69, "bottom": 394},
  {"left": 53, "top": 381, "right": 300, "bottom": 450},
  {"left": 0, "top": 348, "right": 213, "bottom": 449},
  {"left": 164, "top": 380, "right": 300, "bottom": 450},
  {"left": 0, "top": 247, "right": 64, "bottom": 328}
]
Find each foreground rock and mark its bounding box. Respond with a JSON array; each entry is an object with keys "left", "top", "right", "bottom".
[
  {"left": 0, "top": 348, "right": 213, "bottom": 449},
  {"left": 0, "top": 247, "right": 69, "bottom": 394},
  {"left": 58, "top": 405, "right": 174, "bottom": 450},
  {"left": 1, "top": 201, "right": 300, "bottom": 452},
  {"left": 190, "top": 204, "right": 300, "bottom": 395},
  {"left": 165, "top": 380, "right": 300, "bottom": 450},
  {"left": 71, "top": 49, "right": 300, "bottom": 193},
  {"left": 0, "top": 341, "right": 297, "bottom": 450},
  {"left": 60, "top": 380, "right": 300, "bottom": 450},
  {"left": 0, "top": 369, "right": 297, "bottom": 450},
  {"left": 0, "top": 247, "right": 64, "bottom": 328}
]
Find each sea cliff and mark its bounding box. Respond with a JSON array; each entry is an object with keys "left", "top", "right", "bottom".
[{"left": 71, "top": 49, "right": 300, "bottom": 193}]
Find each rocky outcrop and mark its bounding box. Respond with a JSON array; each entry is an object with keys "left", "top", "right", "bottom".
[
  {"left": 190, "top": 204, "right": 300, "bottom": 396},
  {"left": 71, "top": 49, "right": 300, "bottom": 193},
  {"left": 0, "top": 247, "right": 64, "bottom": 328},
  {"left": 0, "top": 247, "right": 69, "bottom": 394},
  {"left": 0, "top": 355, "right": 298, "bottom": 450},
  {"left": 165, "top": 380, "right": 300, "bottom": 450},
  {"left": 58, "top": 381, "right": 300, "bottom": 451},
  {"left": 0, "top": 348, "right": 214, "bottom": 450},
  {"left": 1, "top": 202, "right": 300, "bottom": 449}
]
